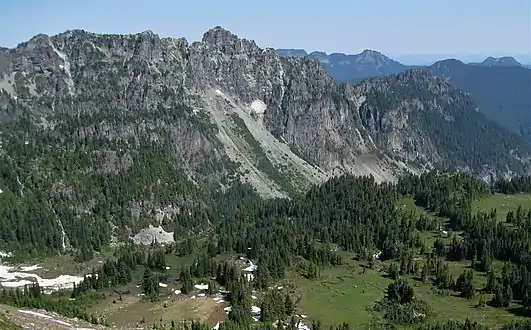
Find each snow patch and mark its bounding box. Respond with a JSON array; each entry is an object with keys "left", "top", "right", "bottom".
[
  {"left": 18, "top": 310, "right": 72, "bottom": 326},
  {"left": 0, "top": 264, "right": 83, "bottom": 291},
  {"left": 20, "top": 265, "right": 41, "bottom": 272},
  {"left": 18, "top": 310, "right": 53, "bottom": 319},
  {"left": 0, "top": 251, "right": 12, "bottom": 258},
  {"left": 50, "top": 44, "right": 75, "bottom": 97},
  {"left": 251, "top": 305, "right": 261, "bottom": 322},
  {"left": 250, "top": 100, "right": 267, "bottom": 115},
  {"left": 243, "top": 261, "right": 258, "bottom": 272},
  {"left": 158, "top": 282, "right": 168, "bottom": 288},
  {"left": 245, "top": 273, "right": 254, "bottom": 282},
  {"left": 194, "top": 283, "right": 209, "bottom": 291},
  {"left": 174, "top": 289, "right": 181, "bottom": 295},
  {"left": 215, "top": 89, "right": 224, "bottom": 95}
]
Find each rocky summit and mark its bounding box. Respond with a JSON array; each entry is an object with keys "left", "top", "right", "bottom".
[{"left": 0, "top": 26, "right": 529, "bottom": 210}]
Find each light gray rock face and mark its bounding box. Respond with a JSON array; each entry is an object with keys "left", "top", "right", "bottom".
[{"left": 0, "top": 26, "right": 529, "bottom": 202}]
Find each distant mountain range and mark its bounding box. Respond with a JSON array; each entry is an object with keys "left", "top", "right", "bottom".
[
  {"left": 276, "top": 49, "right": 526, "bottom": 79},
  {"left": 277, "top": 49, "right": 531, "bottom": 141},
  {"left": 276, "top": 49, "right": 408, "bottom": 82}
]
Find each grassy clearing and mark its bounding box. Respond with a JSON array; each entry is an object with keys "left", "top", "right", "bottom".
[
  {"left": 398, "top": 196, "right": 453, "bottom": 247},
  {"left": 397, "top": 196, "right": 449, "bottom": 222},
  {"left": 397, "top": 196, "right": 422, "bottom": 217},
  {"left": 291, "top": 259, "right": 527, "bottom": 329},
  {"left": 413, "top": 281, "right": 525, "bottom": 327},
  {"left": 472, "top": 193, "right": 531, "bottom": 221},
  {"left": 288, "top": 262, "right": 390, "bottom": 329}
]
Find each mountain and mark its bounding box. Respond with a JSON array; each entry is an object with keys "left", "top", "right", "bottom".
[
  {"left": 470, "top": 56, "right": 523, "bottom": 67},
  {"left": 0, "top": 26, "right": 530, "bottom": 255},
  {"left": 276, "top": 48, "right": 409, "bottom": 82},
  {"left": 275, "top": 48, "right": 308, "bottom": 58},
  {"left": 279, "top": 49, "right": 531, "bottom": 142},
  {"left": 426, "top": 59, "right": 531, "bottom": 140}
]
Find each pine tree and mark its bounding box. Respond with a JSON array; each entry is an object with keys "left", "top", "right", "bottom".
[
  {"left": 420, "top": 266, "right": 428, "bottom": 283},
  {"left": 523, "top": 287, "right": 531, "bottom": 311},
  {"left": 388, "top": 263, "right": 399, "bottom": 280},
  {"left": 284, "top": 293, "right": 294, "bottom": 316}
]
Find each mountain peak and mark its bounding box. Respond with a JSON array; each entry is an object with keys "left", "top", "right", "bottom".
[
  {"left": 360, "top": 49, "right": 383, "bottom": 56},
  {"left": 202, "top": 26, "right": 236, "bottom": 45},
  {"left": 139, "top": 29, "right": 157, "bottom": 37},
  {"left": 480, "top": 56, "right": 522, "bottom": 67},
  {"left": 308, "top": 51, "right": 328, "bottom": 57},
  {"left": 202, "top": 26, "right": 257, "bottom": 53},
  {"left": 431, "top": 58, "right": 465, "bottom": 67},
  {"left": 18, "top": 33, "right": 51, "bottom": 49}
]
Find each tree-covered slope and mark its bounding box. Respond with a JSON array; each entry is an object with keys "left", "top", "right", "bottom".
[
  {"left": 426, "top": 59, "right": 531, "bottom": 141},
  {"left": 356, "top": 69, "right": 531, "bottom": 175}
]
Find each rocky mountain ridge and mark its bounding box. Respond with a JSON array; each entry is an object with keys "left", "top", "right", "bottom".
[
  {"left": 0, "top": 26, "right": 530, "bottom": 254},
  {"left": 1, "top": 27, "right": 529, "bottom": 192}
]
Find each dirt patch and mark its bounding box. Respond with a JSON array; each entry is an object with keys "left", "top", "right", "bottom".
[
  {"left": 103, "top": 294, "right": 226, "bottom": 328},
  {"left": 0, "top": 304, "right": 107, "bottom": 330},
  {"left": 153, "top": 297, "right": 225, "bottom": 325}
]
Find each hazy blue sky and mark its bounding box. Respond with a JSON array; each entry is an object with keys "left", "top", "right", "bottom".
[{"left": 1, "top": 0, "right": 530, "bottom": 62}]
